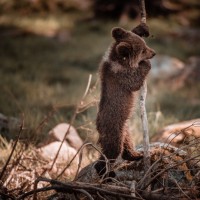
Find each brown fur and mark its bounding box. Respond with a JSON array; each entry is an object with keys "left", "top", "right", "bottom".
[
  {"left": 131, "top": 23, "right": 150, "bottom": 37},
  {"left": 95, "top": 26, "right": 155, "bottom": 176}
]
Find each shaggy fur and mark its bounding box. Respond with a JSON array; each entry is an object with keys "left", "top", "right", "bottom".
[{"left": 95, "top": 25, "right": 155, "bottom": 176}]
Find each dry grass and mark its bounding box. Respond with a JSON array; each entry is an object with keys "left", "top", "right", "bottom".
[{"left": 0, "top": 131, "right": 199, "bottom": 199}]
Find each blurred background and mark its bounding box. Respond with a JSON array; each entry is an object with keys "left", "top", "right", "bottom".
[{"left": 0, "top": 0, "right": 200, "bottom": 145}]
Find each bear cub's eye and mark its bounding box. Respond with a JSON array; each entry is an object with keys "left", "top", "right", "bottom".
[{"left": 142, "top": 49, "right": 146, "bottom": 54}]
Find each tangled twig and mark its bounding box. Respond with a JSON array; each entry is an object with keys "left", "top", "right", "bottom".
[
  {"left": 18, "top": 177, "right": 142, "bottom": 200},
  {"left": 0, "top": 115, "right": 24, "bottom": 181},
  {"left": 138, "top": 0, "right": 151, "bottom": 190}
]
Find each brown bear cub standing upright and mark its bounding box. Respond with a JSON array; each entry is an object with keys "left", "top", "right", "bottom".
[{"left": 95, "top": 24, "right": 155, "bottom": 177}]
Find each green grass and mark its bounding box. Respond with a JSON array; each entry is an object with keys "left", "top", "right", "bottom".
[{"left": 0, "top": 13, "right": 200, "bottom": 144}]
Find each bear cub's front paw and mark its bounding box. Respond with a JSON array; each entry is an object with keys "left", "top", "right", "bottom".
[{"left": 138, "top": 60, "right": 151, "bottom": 76}]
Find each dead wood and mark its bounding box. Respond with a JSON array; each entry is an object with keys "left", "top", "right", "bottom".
[
  {"left": 0, "top": 116, "right": 24, "bottom": 181},
  {"left": 11, "top": 141, "right": 199, "bottom": 200}
]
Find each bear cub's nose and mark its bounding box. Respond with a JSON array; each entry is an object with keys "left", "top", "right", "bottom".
[
  {"left": 152, "top": 51, "right": 156, "bottom": 57},
  {"left": 150, "top": 50, "right": 156, "bottom": 58}
]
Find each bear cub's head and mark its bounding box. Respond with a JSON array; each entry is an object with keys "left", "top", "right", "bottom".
[{"left": 110, "top": 27, "right": 155, "bottom": 68}]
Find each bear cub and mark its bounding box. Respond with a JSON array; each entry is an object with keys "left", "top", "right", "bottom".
[{"left": 95, "top": 25, "right": 155, "bottom": 177}]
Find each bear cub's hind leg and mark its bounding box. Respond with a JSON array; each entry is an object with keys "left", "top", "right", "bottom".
[{"left": 122, "top": 131, "right": 143, "bottom": 161}]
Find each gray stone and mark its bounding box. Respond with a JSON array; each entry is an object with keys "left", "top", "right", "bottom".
[
  {"left": 152, "top": 119, "right": 200, "bottom": 146},
  {"left": 0, "top": 113, "right": 20, "bottom": 140},
  {"left": 170, "top": 56, "right": 200, "bottom": 89},
  {"left": 150, "top": 55, "right": 184, "bottom": 80},
  {"left": 48, "top": 123, "right": 83, "bottom": 150}
]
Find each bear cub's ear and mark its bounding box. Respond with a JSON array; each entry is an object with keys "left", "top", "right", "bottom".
[
  {"left": 112, "top": 27, "right": 128, "bottom": 41},
  {"left": 131, "top": 23, "right": 149, "bottom": 37},
  {"left": 116, "top": 42, "right": 132, "bottom": 58}
]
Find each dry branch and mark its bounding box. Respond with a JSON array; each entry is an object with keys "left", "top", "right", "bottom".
[
  {"left": 49, "top": 74, "right": 93, "bottom": 171},
  {"left": 18, "top": 177, "right": 142, "bottom": 200},
  {"left": 0, "top": 138, "right": 199, "bottom": 199},
  {"left": 0, "top": 115, "right": 24, "bottom": 181},
  {"left": 139, "top": 0, "right": 147, "bottom": 24},
  {"left": 138, "top": 0, "right": 151, "bottom": 190},
  {"left": 139, "top": 80, "right": 150, "bottom": 177}
]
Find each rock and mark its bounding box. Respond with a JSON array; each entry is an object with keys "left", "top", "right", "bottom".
[
  {"left": 37, "top": 141, "right": 79, "bottom": 175},
  {"left": 37, "top": 123, "right": 90, "bottom": 176},
  {"left": 38, "top": 141, "right": 77, "bottom": 162},
  {"left": 0, "top": 113, "right": 20, "bottom": 140},
  {"left": 0, "top": 113, "right": 8, "bottom": 134},
  {"left": 150, "top": 55, "right": 184, "bottom": 80},
  {"left": 170, "top": 56, "right": 200, "bottom": 89},
  {"left": 48, "top": 123, "right": 83, "bottom": 150},
  {"left": 151, "top": 119, "right": 200, "bottom": 146}
]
